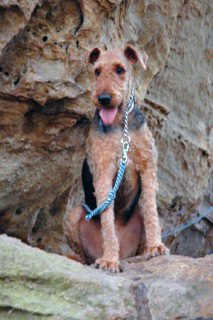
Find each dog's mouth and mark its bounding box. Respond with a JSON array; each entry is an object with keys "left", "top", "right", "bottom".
[{"left": 99, "top": 107, "right": 118, "bottom": 126}]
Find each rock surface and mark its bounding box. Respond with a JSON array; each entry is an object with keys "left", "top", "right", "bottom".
[
  {"left": 0, "top": 0, "right": 212, "bottom": 256},
  {"left": 0, "top": 235, "right": 212, "bottom": 320}
]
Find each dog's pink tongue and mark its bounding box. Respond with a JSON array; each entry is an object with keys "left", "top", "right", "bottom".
[{"left": 100, "top": 108, "right": 117, "bottom": 125}]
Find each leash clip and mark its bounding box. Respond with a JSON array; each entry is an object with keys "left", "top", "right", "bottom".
[
  {"left": 122, "top": 154, "right": 128, "bottom": 164},
  {"left": 121, "top": 137, "right": 131, "bottom": 150}
]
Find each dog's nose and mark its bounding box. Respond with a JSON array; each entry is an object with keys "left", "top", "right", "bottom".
[{"left": 98, "top": 93, "right": 112, "bottom": 106}]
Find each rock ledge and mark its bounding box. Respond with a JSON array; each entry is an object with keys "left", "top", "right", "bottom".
[{"left": 0, "top": 235, "right": 212, "bottom": 320}]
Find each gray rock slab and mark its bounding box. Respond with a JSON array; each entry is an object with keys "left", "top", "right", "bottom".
[{"left": 0, "top": 235, "right": 212, "bottom": 320}]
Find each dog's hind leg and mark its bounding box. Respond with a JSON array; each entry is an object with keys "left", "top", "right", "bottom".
[{"left": 64, "top": 206, "right": 87, "bottom": 263}]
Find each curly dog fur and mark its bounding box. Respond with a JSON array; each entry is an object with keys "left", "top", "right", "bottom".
[{"left": 65, "top": 45, "right": 169, "bottom": 272}]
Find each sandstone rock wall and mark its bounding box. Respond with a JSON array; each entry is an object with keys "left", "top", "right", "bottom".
[{"left": 0, "top": 0, "right": 212, "bottom": 255}]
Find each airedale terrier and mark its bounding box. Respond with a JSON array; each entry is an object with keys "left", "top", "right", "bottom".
[{"left": 65, "top": 45, "right": 169, "bottom": 272}]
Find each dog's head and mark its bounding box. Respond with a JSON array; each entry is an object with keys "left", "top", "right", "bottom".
[{"left": 88, "top": 45, "right": 148, "bottom": 126}]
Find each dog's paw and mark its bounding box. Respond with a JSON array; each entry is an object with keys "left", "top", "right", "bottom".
[
  {"left": 95, "top": 257, "right": 121, "bottom": 273},
  {"left": 141, "top": 243, "right": 170, "bottom": 260}
]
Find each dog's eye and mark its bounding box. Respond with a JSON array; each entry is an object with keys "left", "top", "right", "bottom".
[
  {"left": 95, "top": 68, "right": 101, "bottom": 76},
  {"left": 115, "top": 66, "right": 125, "bottom": 75}
]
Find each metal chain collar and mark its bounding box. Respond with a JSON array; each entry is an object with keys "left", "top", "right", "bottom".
[{"left": 121, "top": 89, "right": 135, "bottom": 164}]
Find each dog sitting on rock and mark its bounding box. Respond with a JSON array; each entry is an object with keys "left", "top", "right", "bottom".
[{"left": 65, "top": 45, "right": 169, "bottom": 272}]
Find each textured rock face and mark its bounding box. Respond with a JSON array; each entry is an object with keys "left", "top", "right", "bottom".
[
  {"left": 0, "top": 0, "right": 212, "bottom": 255},
  {"left": 0, "top": 235, "right": 213, "bottom": 320},
  {"left": 149, "top": 1, "right": 212, "bottom": 207}
]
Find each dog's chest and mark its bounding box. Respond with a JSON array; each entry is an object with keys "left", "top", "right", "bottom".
[
  {"left": 88, "top": 130, "right": 123, "bottom": 165},
  {"left": 87, "top": 129, "right": 141, "bottom": 187}
]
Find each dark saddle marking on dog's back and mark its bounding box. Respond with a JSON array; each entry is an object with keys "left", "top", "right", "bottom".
[
  {"left": 129, "top": 106, "right": 146, "bottom": 130},
  {"left": 82, "top": 158, "right": 97, "bottom": 211}
]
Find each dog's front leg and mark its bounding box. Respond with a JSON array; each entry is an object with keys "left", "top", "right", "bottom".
[
  {"left": 139, "top": 158, "right": 169, "bottom": 259},
  {"left": 133, "top": 129, "right": 169, "bottom": 259},
  {"left": 93, "top": 168, "right": 121, "bottom": 273}
]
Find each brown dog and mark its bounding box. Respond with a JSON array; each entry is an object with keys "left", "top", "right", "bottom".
[{"left": 65, "top": 45, "right": 169, "bottom": 272}]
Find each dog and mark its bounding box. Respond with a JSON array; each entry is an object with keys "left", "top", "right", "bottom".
[{"left": 65, "top": 45, "right": 169, "bottom": 272}]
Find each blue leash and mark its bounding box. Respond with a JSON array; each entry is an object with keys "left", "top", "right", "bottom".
[
  {"left": 162, "top": 206, "right": 213, "bottom": 240},
  {"left": 83, "top": 161, "right": 126, "bottom": 221}
]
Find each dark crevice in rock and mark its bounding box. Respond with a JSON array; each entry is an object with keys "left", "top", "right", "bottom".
[
  {"left": 42, "top": 35, "right": 48, "bottom": 42},
  {"left": 15, "top": 207, "right": 25, "bottom": 215},
  {"left": 131, "top": 282, "right": 152, "bottom": 320},
  {"left": 73, "top": 0, "right": 84, "bottom": 36},
  {"left": 23, "top": 103, "right": 42, "bottom": 133},
  {"left": 144, "top": 98, "right": 170, "bottom": 115},
  {"left": 22, "top": 98, "right": 89, "bottom": 134},
  {"left": 13, "top": 76, "right": 20, "bottom": 85}
]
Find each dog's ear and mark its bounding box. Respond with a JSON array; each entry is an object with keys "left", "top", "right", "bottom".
[
  {"left": 88, "top": 47, "right": 101, "bottom": 65},
  {"left": 124, "top": 45, "right": 148, "bottom": 70}
]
